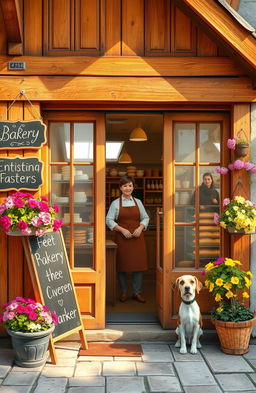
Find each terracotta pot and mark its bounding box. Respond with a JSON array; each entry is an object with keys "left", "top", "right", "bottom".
[
  {"left": 235, "top": 143, "right": 249, "bottom": 158},
  {"left": 212, "top": 316, "right": 256, "bottom": 355}
]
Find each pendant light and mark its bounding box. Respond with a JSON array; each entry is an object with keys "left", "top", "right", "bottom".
[
  {"left": 118, "top": 149, "right": 132, "bottom": 164},
  {"left": 129, "top": 124, "right": 148, "bottom": 141}
]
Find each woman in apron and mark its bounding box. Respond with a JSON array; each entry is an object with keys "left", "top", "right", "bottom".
[{"left": 106, "top": 175, "right": 149, "bottom": 303}]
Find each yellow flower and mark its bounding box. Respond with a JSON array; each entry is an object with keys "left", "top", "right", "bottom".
[
  {"left": 215, "top": 278, "right": 223, "bottom": 286},
  {"left": 223, "top": 282, "right": 232, "bottom": 290},
  {"left": 234, "top": 196, "right": 245, "bottom": 204},
  {"left": 231, "top": 277, "right": 239, "bottom": 285},
  {"left": 215, "top": 293, "right": 222, "bottom": 302},
  {"left": 225, "top": 258, "right": 236, "bottom": 267},
  {"left": 242, "top": 292, "right": 250, "bottom": 298},
  {"left": 216, "top": 307, "right": 223, "bottom": 313},
  {"left": 225, "top": 291, "right": 234, "bottom": 299},
  {"left": 209, "top": 282, "right": 214, "bottom": 292},
  {"left": 233, "top": 206, "right": 239, "bottom": 211},
  {"left": 204, "top": 280, "right": 209, "bottom": 288},
  {"left": 225, "top": 211, "right": 230, "bottom": 215},
  {"left": 247, "top": 271, "right": 253, "bottom": 278},
  {"left": 233, "top": 260, "right": 241, "bottom": 265},
  {"left": 220, "top": 221, "right": 227, "bottom": 229},
  {"left": 205, "top": 262, "right": 214, "bottom": 271},
  {"left": 244, "top": 276, "right": 252, "bottom": 288}
]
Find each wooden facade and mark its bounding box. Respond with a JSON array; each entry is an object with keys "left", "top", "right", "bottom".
[{"left": 0, "top": 0, "right": 255, "bottom": 333}]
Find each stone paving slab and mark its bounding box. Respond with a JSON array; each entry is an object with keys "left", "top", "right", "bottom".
[
  {"left": 249, "top": 373, "right": 256, "bottom": 384},
  {"left": 174, "top": 361, "right": 217, "bottom": 386},
  {"left": 142, "top": 344, "right": 171, "bottom": 353},
  {"left": 243, "top": 345, "right": 256, "bottom": 360},
  {"left": 103, "top": 361, "right": 136, "bottom": 376},
  {"left": 113, "top": 357, "right": 142, "bottom": 361},
  {"left": 136, "top": 362, "right": 175, "bottom": 376},
  {"left": 106, "top": 376, "right": 145, "bottom": 393},
  {"left": 201, "top": 346, "right": 254, "bottom": 373},
  {"left": 34, "top": 376, "right": 67, "bottom": 393},
  {"left": 0, "top": 366, "right": 11, "bottom": 378},
  {"left": 170, "top": 346, "right": 203, "bottom": 361},
  {"left": 184, "top": 387, "right": 223, "bottom": 393},
  {"left": 69, "top": 376, "right": 105, "bottom": 386},
  {"left": 2, "top": 371, "right": 39, "bottom": 386},
  {"left": 0, "top": 387, "right": 32, "bottom": 393},
  {"left": 67, "top": 387, "right": 105, "bottom": 393},
  {"left": 142, "top": 352, "right": 174, "bottom": 363},
  {"left": 41, "top": 366, "right": 75, "bottom": 378},
  {"left": 78, "top": 356, "right": 114, "bottom": 362},
  {"left": 215, "top": 373, "right": 256, "bottom": 391},
  {"left": 246, "top": 359, "right": 256, "bottom": 370},
  {"left": 74, "top": 362, "right": 102, "bottom": 377},
  {"left": 147, "top": 376, "right": 182, "bottom": 392},
  {"left": 11, "top": 365, "right": 45, "bottom": 372},
  {"left": 54, "top": 349, "right": 79, "bottom": 359},
  {"left": 45, "top": 357, "right": 77, "bottom": 366}
]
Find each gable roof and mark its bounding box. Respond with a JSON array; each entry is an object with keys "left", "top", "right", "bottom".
[{"left": 176, "top": 0, "right": 256, "bottom": 86}]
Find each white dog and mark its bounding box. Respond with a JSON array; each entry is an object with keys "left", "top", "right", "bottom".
[{"left": 174, "top": 275, "right": 203, "bottom": 354}]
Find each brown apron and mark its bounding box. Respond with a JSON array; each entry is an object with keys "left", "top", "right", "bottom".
[{"left": 115, "top": 197, "right": 148, "bottom": 272}]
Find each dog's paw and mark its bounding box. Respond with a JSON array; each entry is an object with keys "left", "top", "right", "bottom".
[
  {"left": 190, "top": 347, "right": 198, "bottom": 354},
  {"left": 180, "top": 348, "right": 187, "bottom": 354},
  {"left": 197, "top": 342, "right": 202, "bottom": 349},
  {"left": 175, "top": 341, "right": 181, "bottom": 348}
]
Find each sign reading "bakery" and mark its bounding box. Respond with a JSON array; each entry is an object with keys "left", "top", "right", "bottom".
[{"left": 0, "top": 120, "right": 46, "bottom": 149}]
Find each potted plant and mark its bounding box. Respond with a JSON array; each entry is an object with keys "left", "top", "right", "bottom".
[
  {"left": 203, "top": 257, "right": 256, "bottom": 354},
  {"left": 0, "top": 192, "right": 62, "bottom": 236},
  {"left": 0, "top": 297, "right": 58, "bottom": 367},
  {"left": 227, "top": 131, "right": 249, "bottom": 158},
  {"left": 214, "top": 196, "right": 256, "bottom": 234}
]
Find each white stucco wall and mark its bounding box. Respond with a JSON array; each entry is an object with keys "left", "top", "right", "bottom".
[{"left": 250, "top": 103, "right": 256, "bottom": 336}]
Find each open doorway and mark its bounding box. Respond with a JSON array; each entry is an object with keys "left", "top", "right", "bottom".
[{"left": 105, "top": 113, "right": 163, "bottom": 323}]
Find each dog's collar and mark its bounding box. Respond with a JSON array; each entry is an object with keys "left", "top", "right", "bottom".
[{"left": 182, "top": 297, "right": 196, "bottom": 305}]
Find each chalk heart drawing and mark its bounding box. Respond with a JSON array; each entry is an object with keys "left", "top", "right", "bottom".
[{"left": 58, "top": 299, "right": 64, "bottom": 307}]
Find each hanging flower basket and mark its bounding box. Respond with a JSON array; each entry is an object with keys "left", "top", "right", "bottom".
[{"left": 235, "top": 143, "right": 249, "bottom": 158}]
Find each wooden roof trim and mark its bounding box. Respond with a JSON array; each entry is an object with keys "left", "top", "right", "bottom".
[
  {"left": 0, "top": 0, "right": 22, "bottom": 55},
  {"left": 217, "top": 0, "right": 255, "bottom": 33},
  {"left": 226, "top": 0, "right": 241, "bottom": 11}
]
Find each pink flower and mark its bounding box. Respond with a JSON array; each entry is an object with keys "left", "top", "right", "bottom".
[
  {"left": 223, "top": 198, "right": 230, "bottom": 206},
  {"left": 216, "top": 257, "right": 225, "bottom": 262},
  {"left": 213, "top": 213, "right": 219, "bottom": 225},
  {"left": 16, "top": 305, "right": 25, "bottom": 314},
  {"left": 17, "top": 220, "right": 28, "bottom": 230},
  {"left": 228, "top": 163, "right": 234, "bottom": 170},
  {"left": 27, "top": 199, "right": 39, "bottom": 208},
  {"left": 24, "top": 193, "right": 34, "bottom": 198},
  {"left": 199, "top": 270, "right": 205, "bottom": 275},
  {"left": 43, "top": 305, "right": 49, "bottom": 312},
  {"left": 21, "top": 228, "right": 32, "bottom": 236},
  {"left": 40, "top": 196, "right": 48, "bottom": 202},
  {"left": 227, "top": 138, "right": 236, "bottom": 149},
  {"left": 53, "top": 204, "right": 60, "bottom": 213},
  {"left": 31, "top": 216, "right": 43, "bottom": 227},
  {"left": 52, "top": 312, "right": 58, "bottom": 324},
  {"left": 0, "top": 216, "right": 11, "bottom": 232},
  {"left": 5, "top": 197, "right": 14, "bottom": 208},
  {"left": 251, "top": 167, "right": 256, "bottom": 174},
  {"left": 39, "top": 212, "right": 51, "bottom": 225},
  {"left": 13, "top": 198, "right": 24, "bottom": 208},
  {"left": 53, "top": 219, "right": 63, "bottom": 232},
  {"left": 35, "top": 229, "right": 46, "bottom": 237},
  {"left": 215, "top": 166, "right": 228, "bottom": 175},
  {"left": 28, "top": 312, "right": 37, "bottom": 321},
  {"left": 213, "top": 260, "right": 223, "bottom": 265},
  {"left": 254, "top": 310, "right": 256, "bottom": 314},
  {"left": 233, "top": 160, "right": 245, "bottom": 170},
  {"left": 0, "top": 204, "right": 6, "bottom": 214},
  {"left": 38, "top": 202, "right": 50, "bottom": 212},
  {"left": 244, "top": 162, "right": 254, "bottom": 171},
  {"left": 15, "top": 297, "right": 25, "bottom": 302}
]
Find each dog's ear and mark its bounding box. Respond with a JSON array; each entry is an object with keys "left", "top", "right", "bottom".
[
  {"left": 172, "top": 277, "right": 180, "bottom": 291},
  {"left": 194, "top": 276, "right": 203, "bottom": 294}
]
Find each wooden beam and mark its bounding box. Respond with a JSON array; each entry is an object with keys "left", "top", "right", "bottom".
[
  {"left": 175, "top": 0, "right": 256, "bottom": 79},
  {"left": 0, "top": 56, "right": 244, "bottom": 76},
  {"left": 0, "top": 75, "right": 255, "bottom": 102},
  {"left": 0, "top": 0, "right": 22, "bottom": 55}
]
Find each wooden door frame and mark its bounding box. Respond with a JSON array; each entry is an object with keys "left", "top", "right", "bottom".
[{"left": 162, "top": 112, "right": 230, "bottom": 329}]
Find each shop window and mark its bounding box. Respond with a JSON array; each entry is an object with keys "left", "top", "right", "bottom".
[
  {"left": 49, "top": 122, "right": 95, "bottom": 269},
  {"left": 174, "top": 122, "right": 221, "bottom": 269}
]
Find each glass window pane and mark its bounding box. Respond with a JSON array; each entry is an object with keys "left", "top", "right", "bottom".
[
  {"left": 74, "top": 166, "right": 94, "bottom": 224},
  {"left": 175, "top": 166, "right": 195, "bottom": 223},
  {"left": 175, "top": 123, "right": 196, "bottom": 162},
  {"left": 198, "top": 167, "right": 220, "bottom": 213},
  {"left": 73, "top": 123, "right": 94, "bottom": 162},
  {"left": 175, "top": 226, "right": 195, "bottom": 268},
  {"left": 199, "top": 123, "right": 220, "bottom": 163},
  {"left": 51, "top": 166, "right": 70, "bottom": 221},
  {"left": 50, "top": 123, "right": 70, "bottom": 162},
  {"left": 74, "top": 226, "right": 93, "bottom": 268},
  {"left": 199, "top": 226, "right": 220, "bottom": 267}
]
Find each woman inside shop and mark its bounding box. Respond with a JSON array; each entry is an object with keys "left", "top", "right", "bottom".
[
  {"left": 191, "top": 172, "right": 219, "bottom": 212},
  {"left": 106, "top": 175, "right": 149, "bottom": 303}
]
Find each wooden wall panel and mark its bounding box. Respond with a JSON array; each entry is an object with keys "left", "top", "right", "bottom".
[
  {"left": 145, "top": 0, "right": 170, "bottom": 55},
  {"left": 0, "top": 3, "right": 7, "bottom": 55},
  {"left": 171, "top": 4, "right": 196, "bottom": 54},
  {"left": 122, "top": 0, "right": 144, "bottom": 55},
  {"left": 197, "top": 30, "right": 218, "bottom": 57},
  {"left": 105, "top": 0, "right": 121, "bottom": 55},
  {"left": 75, "top": 0, "right": 100, "bottom": 53},
  {"left": 24, "top": 0, "right": 43, "bottom": 55}
]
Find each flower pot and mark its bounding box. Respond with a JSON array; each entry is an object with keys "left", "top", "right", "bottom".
[
  {"left": 6, "top": 230, "right": 37, "bottom": 236},
  {"left": 226, "top": 227, "right": 256, "bottom": 235},
  {"left": 7, "top": 325, "right": 55, "bottom": 367},
  {"left": 211, "top": 316, "right": 256, "bottom": 355},
  {"left": 235, "top": 143, "right": 249, "bottom": 158}
]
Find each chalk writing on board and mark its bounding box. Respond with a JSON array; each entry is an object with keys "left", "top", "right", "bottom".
[
  {"left": 0, "top": 156, "right": 43, "bottom": 191},
  {"left": 29, "top": 232, "right": 81, "bottom": 338},
  {"left": 0, "top": 120, "right": 46, "bottom": 149}
]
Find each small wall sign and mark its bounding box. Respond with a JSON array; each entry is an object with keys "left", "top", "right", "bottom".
[
  {"left": 0, "top": 156, "right": 43, "bottom": 191},
  {"left": 0, "top": 120, "right": 46, "bottom": 149}
]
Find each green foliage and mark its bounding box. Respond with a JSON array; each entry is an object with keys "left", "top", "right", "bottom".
[{"left": 211, "top": 300, "right": 255, "bottom": 322}]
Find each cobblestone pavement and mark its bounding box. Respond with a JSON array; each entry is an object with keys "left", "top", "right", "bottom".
[{"left": 1, "top": 340, "right": 256, "bottom": 393}]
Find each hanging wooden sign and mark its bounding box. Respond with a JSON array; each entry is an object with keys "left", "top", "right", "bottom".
[
  {"left": 0, "top": 120, "right": 46, "bottom": 149},
  {"left": 22, "top": 230, "right": 87, "bottom": 364},
  {"left": 0, "top": 156, "right": 43, "bottom": 191}
]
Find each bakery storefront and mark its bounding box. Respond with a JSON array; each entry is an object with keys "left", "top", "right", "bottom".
[{"left": 0, "top": 0, "right": 256, "bottom": 333}]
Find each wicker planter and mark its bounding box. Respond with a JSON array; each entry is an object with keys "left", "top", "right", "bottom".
[
  {"left": 212, "top": 316, "right": 256, "bottom": 355},
  {"left": 235, "top": 143, "right": 249, "bottom": 158}
]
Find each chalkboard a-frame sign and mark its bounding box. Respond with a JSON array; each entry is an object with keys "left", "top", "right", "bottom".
[{"left": 22, "top": 230, "right": 87, "bottom": 364}]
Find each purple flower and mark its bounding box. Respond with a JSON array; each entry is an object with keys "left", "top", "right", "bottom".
[
  {"left": 13, "top": 198, "right": 24, "bottom": 208},
  {"left": 31, "top": 216, "right": 43, "bottom": 227},
  {"left": 17, "top": 220, "right": 28, "bottom": 230},
  {"left": 233, "top": 160, "right": 245, "bottom": 170},
  {"left": 227, "top": 138, "right": 236, "bottom": 149},
  {"left": 27, "top": 199, "right": 39, "bottom": 208},
  {"left": 213, "top": 213, "right": 219, "bottom": 225},
  {"left": 53, "top": 219, "right": 63, "bottom": 232},
  {"left": 244, "top": 162, "right": 255, "bottom": 171},
  {"left": 223, "top": 198, "right": 230, "bottom": 206},
  {"left": 228, "top": 163, "right": 234, "bottom": 171}
]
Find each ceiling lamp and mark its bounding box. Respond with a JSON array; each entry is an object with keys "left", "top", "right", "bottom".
[
  {"left": 118, "top": 150, "right": 132, "bottom": 164},
  {"left": 129, "top": 125, "right": 148, "bottom": 141}
]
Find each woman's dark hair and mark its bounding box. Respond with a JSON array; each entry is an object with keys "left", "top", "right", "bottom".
[
  {"left": 119, "top": 175, "right": 135, "bottom": 187},
  {"left": 202, "top": 172, "right": 214, "bottom": 188}
]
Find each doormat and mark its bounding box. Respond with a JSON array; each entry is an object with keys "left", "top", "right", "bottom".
[{"left": 79, "top": 343, "right": 142, "bottom": 357}]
